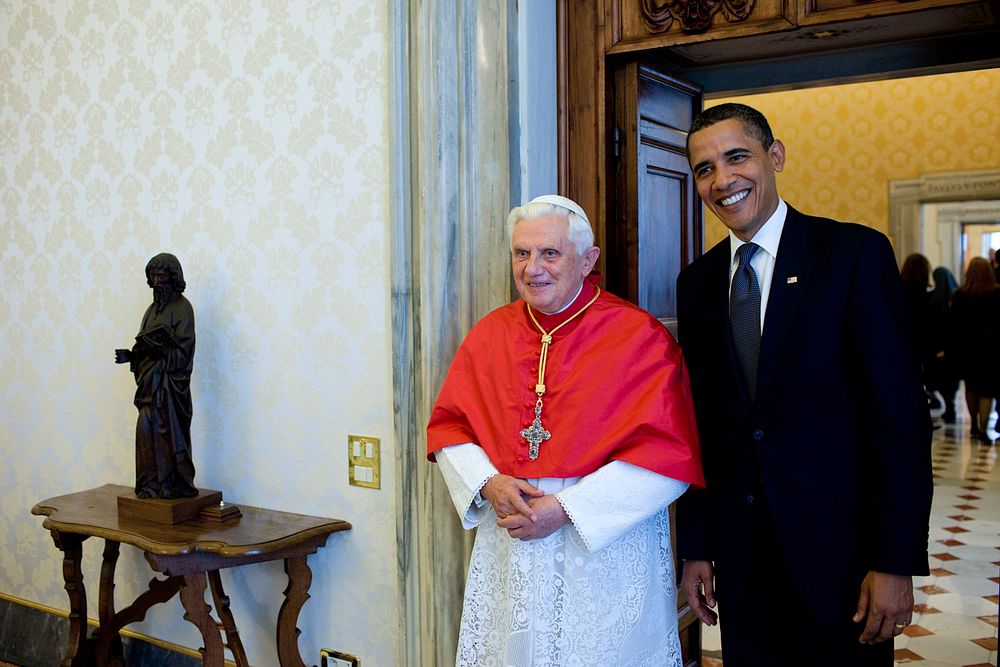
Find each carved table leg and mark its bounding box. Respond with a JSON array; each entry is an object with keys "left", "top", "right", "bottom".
[
  {"left": 96, "top": 576, "right": 183, "bottom": 665},
  {"left": 207, "top": 570, "right": 250, "bottom": 667},
  {"left": 178, "top": 572, "right": 225, "bottom": 666},
  {"left": 95, "top": 540, "right": 124, "bottom": 665},
  {"left": 276, "top": 555, "right": 312, "bottom": 667},
  {"left": 50, "top": 531, "right": 90, "bottom": 667}
]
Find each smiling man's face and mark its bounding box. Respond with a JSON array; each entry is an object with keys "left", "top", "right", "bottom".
[
  {"left": 511, "top": 213, "right": 599, "bottom": 314},
  {"left": 688, "top": 118, "right": 785, "bottom": 242}
]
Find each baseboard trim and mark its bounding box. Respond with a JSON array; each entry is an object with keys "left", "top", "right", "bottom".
[{"left": 0, "top": 591, "right": 236, "bottom": 666}]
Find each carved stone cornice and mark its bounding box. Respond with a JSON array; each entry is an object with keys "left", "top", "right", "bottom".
[{"left": 641, "top": 0, "right": 755, "bottom": 34}]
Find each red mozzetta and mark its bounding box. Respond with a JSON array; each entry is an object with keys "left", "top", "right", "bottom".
[{"left": 427, "top": 274, "right": 704, "bottom": 485}]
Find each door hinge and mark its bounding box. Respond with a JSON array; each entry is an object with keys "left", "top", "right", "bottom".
[{"left": 613, "top": 127, "right": 621, "bottom": 158}]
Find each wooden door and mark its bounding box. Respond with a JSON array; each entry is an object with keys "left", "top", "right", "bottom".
[
  {"left": 612, "top": 59, "right": 705, "bottom": 667},
  {"left": 609, "top": 60, "right": 703, "bottom": 330}
]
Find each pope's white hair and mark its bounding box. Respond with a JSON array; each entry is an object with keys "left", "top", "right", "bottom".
[{"left": 505, "top": 201, "right": 595, "bottom": 256}]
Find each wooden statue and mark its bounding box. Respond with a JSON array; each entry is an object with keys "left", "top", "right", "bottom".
[{"left": 115, "top": 253, "right": 198, "bottom": 499}]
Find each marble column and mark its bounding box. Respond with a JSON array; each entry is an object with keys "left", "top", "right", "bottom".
[{"left": 389, "top": 1, "right": 515, "bottom": 665}]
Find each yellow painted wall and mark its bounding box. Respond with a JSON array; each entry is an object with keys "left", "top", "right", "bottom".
[{"left": 703, "top": 69, "right": 1000, "bottom": 249}]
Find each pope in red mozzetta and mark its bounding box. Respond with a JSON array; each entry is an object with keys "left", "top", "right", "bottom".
[{"left": 426, "top": 194, "right": 704, "bottom": 667}]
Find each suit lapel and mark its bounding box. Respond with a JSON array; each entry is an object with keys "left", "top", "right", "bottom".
[{"left": 756, "top": 208, "right": 816, "bottom": 409}]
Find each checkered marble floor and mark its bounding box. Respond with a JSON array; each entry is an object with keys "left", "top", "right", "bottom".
[
  {"left": 896, "top": 410, "right": 999, "bottom": 667},
  {"left": 701, "top": 409, "right": 999, "bottom": 667}
]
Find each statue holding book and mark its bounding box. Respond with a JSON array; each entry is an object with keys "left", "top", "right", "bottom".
[{"left": 115, "top": 253, "right": 198, "bottom": 499}]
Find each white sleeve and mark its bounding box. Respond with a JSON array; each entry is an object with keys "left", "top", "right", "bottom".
[
  {"left": 555, "top": 460, "right": 689, "bottom": 554},
  {"left": 435, "top": 443, "right": 499, "bottom": 529}
]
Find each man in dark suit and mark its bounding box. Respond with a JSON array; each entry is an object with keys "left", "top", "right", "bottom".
[{"left": 675, "top": 103, "right": 932, "bottom": 666}]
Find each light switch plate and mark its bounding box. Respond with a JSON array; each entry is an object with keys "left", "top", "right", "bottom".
[
  {"left": 321, "top": 648, "right": 360, "bottom": 667},
  {"left": 347, "top": 435, "right": 380, "bottom": 489}
]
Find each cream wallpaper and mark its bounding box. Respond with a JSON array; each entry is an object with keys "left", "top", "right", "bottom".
[
  {"left": 0, "top": 1, "right": 399, "bottom": 664},
  {"left": 704, "top": 69, "right": 1000, "bottom": 248}
]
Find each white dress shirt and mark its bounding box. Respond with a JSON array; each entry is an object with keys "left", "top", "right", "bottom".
[{"left": 728, "top": 198, "right": 787, "bottom": 332}]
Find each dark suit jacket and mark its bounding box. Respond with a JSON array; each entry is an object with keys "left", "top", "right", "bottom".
[{"left": 675, "top": 205, "right": 932, "bottom": 625}]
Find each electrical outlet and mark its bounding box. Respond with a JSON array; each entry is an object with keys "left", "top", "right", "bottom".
[
  {"left": 347, "top": 435, "right": 380, "bottom": 489},
  {"left": 321, "top": 648, "right": 360, "bottom": 667}
]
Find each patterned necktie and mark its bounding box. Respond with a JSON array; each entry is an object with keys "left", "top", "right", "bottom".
[{"left": 731, "top": 242, "right": 762, "bottom": 400}]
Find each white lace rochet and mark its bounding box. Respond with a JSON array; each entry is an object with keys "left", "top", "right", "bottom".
[{"left": 437, "top": 444, "right": 689, "bottom": 667}]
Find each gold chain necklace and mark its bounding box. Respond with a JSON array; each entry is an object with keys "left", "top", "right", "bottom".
[{"left": 519, "top": 287, "right": 601, "bottom": 460}]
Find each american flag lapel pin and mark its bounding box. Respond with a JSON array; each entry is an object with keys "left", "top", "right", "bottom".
[{"left": 787, "top": 276, "right": 798, "bottom": 284}]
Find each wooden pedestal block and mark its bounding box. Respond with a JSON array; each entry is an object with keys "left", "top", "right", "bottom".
[
  {"left": 117, "top": 488, "right": 222, "bottom": 524},
  {"left": 200, "top": 501, "right": 242, "bottom": 523}
]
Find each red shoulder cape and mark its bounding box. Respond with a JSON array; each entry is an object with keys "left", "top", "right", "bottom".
[{"left": 426, "top": 276, "right": 704, "bottom": 485}]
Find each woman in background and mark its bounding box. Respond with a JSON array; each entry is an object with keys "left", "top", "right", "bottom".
[
  {"left": 900, "top": 254, "right": 934, "bottom": 406},
  {"left": 927, "top": 266, "right": 959, "bottom": 423},
  {"left": 947, "top": 257, "right": 1000, "bottom": 443}
]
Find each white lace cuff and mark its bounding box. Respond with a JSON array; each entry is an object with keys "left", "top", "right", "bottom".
[
  {"left": 556, "top": 460, "right": 689, "bottom": 553},
  {"left": 435, "top": 443, "right": 498, "bottom": 529}
]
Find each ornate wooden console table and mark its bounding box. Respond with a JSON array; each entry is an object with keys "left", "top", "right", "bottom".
[{"left": 32, "top": 484, "right": 351, "bottom": 667}]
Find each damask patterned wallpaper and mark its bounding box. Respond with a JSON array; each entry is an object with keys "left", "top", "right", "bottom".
[
  {"left": 704, "top": 69, "right": 1000, "bottom": 249},
  {"left": 0, "top": 2, "right": 399, "bottom": 664}
]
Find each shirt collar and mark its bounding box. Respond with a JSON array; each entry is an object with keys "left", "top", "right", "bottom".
[
  {"left": 542, "top": 281, "right": 585, "bottom": 315},
  {"left": 729, "top": 198, "right": 787, "bottom": 266}
]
